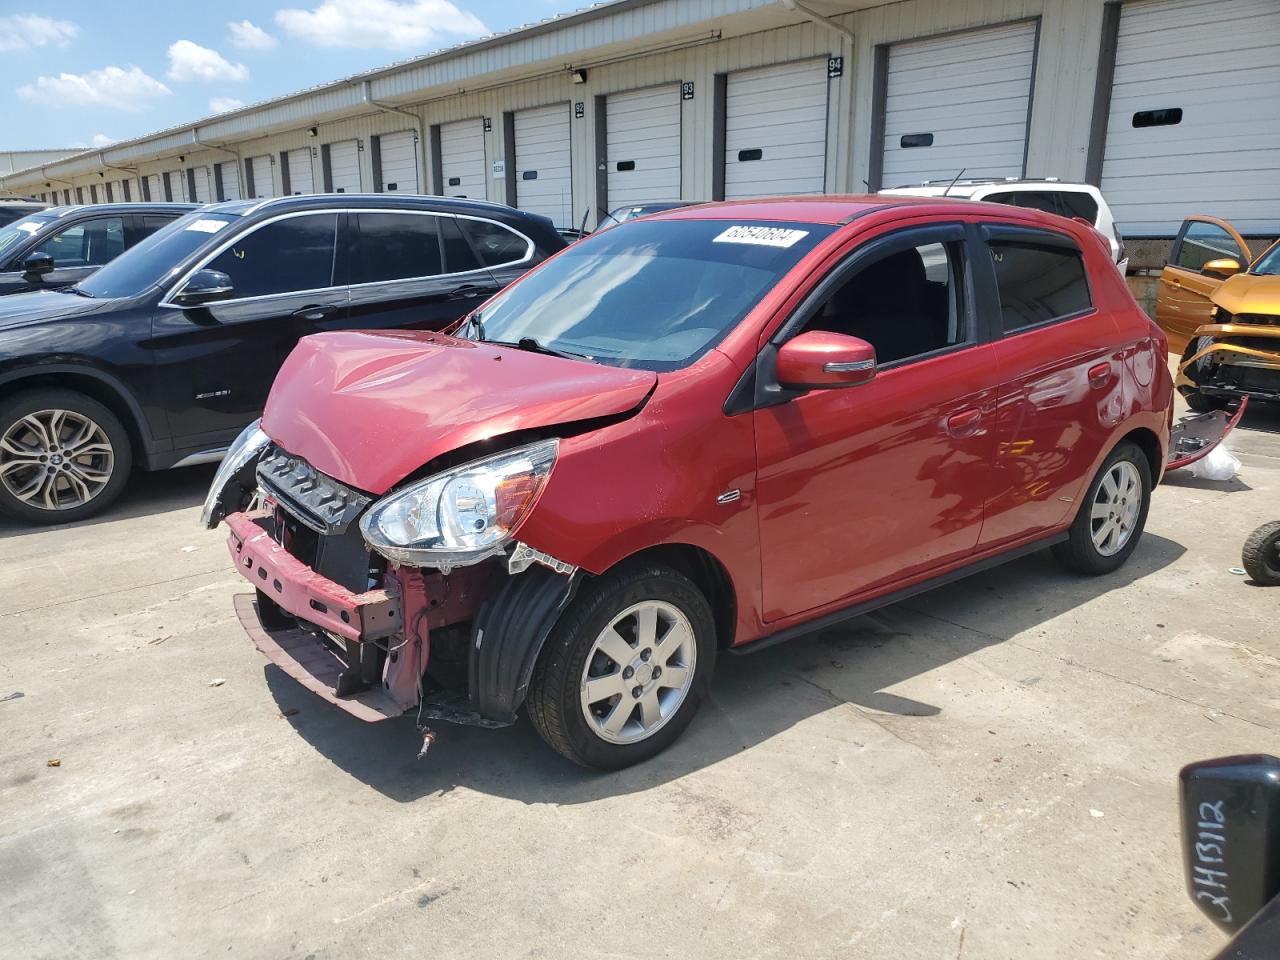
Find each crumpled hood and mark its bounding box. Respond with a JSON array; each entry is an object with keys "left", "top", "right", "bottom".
[
  {"left": 261, "top": 330, "right": 657, "bottom": 494},
  {"left": 1212, "top": 273, "right": 1280, "bottom": 317},
  {"left": 0, "top": 289, "right": 108, "bottom": 331}
]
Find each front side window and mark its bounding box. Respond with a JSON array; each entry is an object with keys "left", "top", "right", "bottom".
[
  {"left": 466, "top": 219, "right": 834, "bottom": 371},
  {"left": 137, "top": 215, "right": 181, "bottom": 242},
  {"left": 460, "top": 218, "right": 532, "bottom": 268},
  {"left": 351, "top": 212, "right": 443, "bottom": 284},
  {"left": 41, "top": 217, "right": 125, "bottom": 267},
  {"left": 990, "top": 239, "right": 1092, "bottom": 333},
  {"left": 0, "top": 216, "right": 54, "bottom": 264},
  {"left": 801, "top": 239, "right": 967, "bottom": 366},
  {"left": 1176, "top": 221, "right": 1244, "bottom": 272},
  {"left": 204, "top": 213, "right": 338, "bottom": 299}
]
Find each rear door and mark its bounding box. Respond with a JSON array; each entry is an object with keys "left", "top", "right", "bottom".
[
  {"left": 152, "top": 211, "right": 347, "bottom": 449},
  {"left": 1156, "top": 216, "right": 1252, "bottom": 354},
  {"left": 340, "top": 210, "right": 499, "bottom": 335}
]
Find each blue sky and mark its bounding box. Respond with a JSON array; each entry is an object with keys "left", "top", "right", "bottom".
[{"left": 0, "top": 0, "right": 580, "bottom": 151}]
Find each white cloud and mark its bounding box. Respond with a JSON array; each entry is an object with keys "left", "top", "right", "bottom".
[
  {"left": 228, "top": 19, "right": 277, "bottom": 51},
  {"left": 209, "top": 96, "right": 246, "bottom": 114},
  {"left": 276, "top": 0, "right": 486, "bottom": 51},
  {"left": 16, "top": 66, "right": 171, "bottom": 111},
  {"left": 91, "top": 133, "right": 115, "bottom": 148},
  {"left": 167, "top": 40, "right": 248, "bottom": 83},
  {"left": 0, "top": 14, "right": 77, "bottom": 52}
]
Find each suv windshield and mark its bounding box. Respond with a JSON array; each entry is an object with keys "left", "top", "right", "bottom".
[
  {"left": 0, "top": 215, "right": 55, "bottom": 262},
  {"left": 465, "top": 218, "right": 834, "bottom": 370},
  {"left": 75, "top": 211, "right": 240, "bottom": 299},
  {"left": 1252, "top": 243, "right": 1280, "bottom": 277}
]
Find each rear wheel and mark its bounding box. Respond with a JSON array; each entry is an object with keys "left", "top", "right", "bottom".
[
  {"left": 0, "top": 389, "right": 132, "bottom": 524},
  {"left": 526, "top": 562, "right": 715, "bottom": 769},
  {"left": 1052, "top": 441, "right": 1152, "bottom": 575},
  {"left": 1242, "top": 521, "right": 1280, "bottom": 586}
]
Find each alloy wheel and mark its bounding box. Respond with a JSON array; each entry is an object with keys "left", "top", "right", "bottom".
[
  {"left": 1090, "top": 460, "right": 1141, "bottom": 557},
  {"left": 0, "top": 409, "right": 115, "bottom": 512},
  {"left": 579, "top": 600, "right": 698, "bottom": 745}
]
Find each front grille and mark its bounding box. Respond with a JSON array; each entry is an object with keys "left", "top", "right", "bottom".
[
  {"left": 1229, "top": 314, "right": 1280, "bottom": 326},
  {"left": 257, "top": 446, "right": 372, "bottom": 536}
]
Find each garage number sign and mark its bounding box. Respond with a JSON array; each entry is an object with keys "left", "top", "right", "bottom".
[
  {"left": 827, "top": 56, "right": 843, "bottom": 78},
  {"left": 681, "top": 82, "right": 694, "bottom": 100}
]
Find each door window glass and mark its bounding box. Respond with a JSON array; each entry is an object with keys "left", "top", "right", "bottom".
[
  {"left": 440, "top": 216, "right": 483, "bottom": 273},
  {"left": 986, "top": 191, "right": 1060, "bottom": 216},
  {"left": 1176, "top": 222, "right": 1244, "bottom": 272},
  {"left": 137, "top": 215, "right": 180, "bottom": 242},
  {"left": 989, "top": 239, "right": 1091, "bottom": 333},
  {"left": 352, "top": 212, "right": 443, "bottom": 284},
  {"left": 1055, "top": 191, "right": 1099, "bottom": 222},
  {"left": 802, "top": 240, "right": 966, "bottom": 365},
  {"left": 459, "top": 219, "right": 531, "bottom": 267},
  {"left": 41, "top": 217, "right": 125, "bottom": 267},
  {"left": 204, "top": 213, "right": 338, "bottom": 298}
]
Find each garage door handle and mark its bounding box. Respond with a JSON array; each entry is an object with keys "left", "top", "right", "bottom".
[
  {"left": 946, "top": 408, "right": 982, "bottom": 438},
  {"left": 1088, "top": 362, "right": 1113, "bottom": 389},
  {"left": 291, "top": 305, "right": 337, "bottom": 321}
]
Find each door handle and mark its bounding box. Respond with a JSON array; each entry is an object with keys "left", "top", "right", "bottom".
[
  {"left": 946, "top": 408, "right": 982, "bottom": 439},
  {"left": 1088, "top": 361, "right": 1112, "bottom": 389},
  {"left": 446, "top": 283, "right": 498, "bottom": 301},
  {"left": 291, "top": 304, "right": 337, "bottom": 321}
]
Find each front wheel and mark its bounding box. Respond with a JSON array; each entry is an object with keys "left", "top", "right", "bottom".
[
  {"left": 526, "top": 562, "right": 716, "bottom": 769},
  {"left": 1242, "top": 521, "right": 1280, "bottom": 586},
  {"left": 1052, "top": 441, "right": 1152, "bottom": 575}
]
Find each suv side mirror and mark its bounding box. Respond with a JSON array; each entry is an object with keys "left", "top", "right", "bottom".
[
  {"left": 172, "top": 268, "right": 235, "bottom": 307},
  {"left": 21, "top": 254, "right": 54, "bottom": 278},
  {"left": 776, "top": 331, "right": 876, "bottom": 390},
  {"left": 1204, "top": 258, "right": 1242, "bottom": 278},
  {"left": 1180, "top": 754, "right": 1280, "bottom": 933}
]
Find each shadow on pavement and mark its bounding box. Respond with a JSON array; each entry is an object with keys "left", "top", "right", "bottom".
[{"left": 267, "top": 532, "right": 1186, "bottom": 805}]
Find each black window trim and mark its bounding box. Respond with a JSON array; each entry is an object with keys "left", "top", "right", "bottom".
[
  {"left": 345, "top": 208, "right": 509, "bottom": 291},
  {"left": 977, "top": 222, "right": 1096, "bottom": 337}
]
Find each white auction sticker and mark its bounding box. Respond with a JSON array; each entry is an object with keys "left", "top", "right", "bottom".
[
  {"left": 14, "top": 221, "right": 41, "bottom": 234},
  {"left": 185, "top": 218, "right": 230, "bottom": 234},
  {"left": 713, "top": 225, "right": 809, "bottom": 248}
]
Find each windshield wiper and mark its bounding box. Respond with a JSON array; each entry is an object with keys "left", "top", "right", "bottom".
[{"left": 492, "top": 337, "right": 596, "bottom": 363}]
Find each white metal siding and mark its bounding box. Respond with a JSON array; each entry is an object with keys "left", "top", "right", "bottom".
[
  {"left": 287, "top": 148, "right": 314, "bottom": 195},
  {"left": 378, "top": 130, "right": 418, "bottom": 193},
  {"left": 439, "top": 118, "right": 487, "bottom": 199},
  {"left": 881, "top": 21, "right": 1038, "bottom": 187},
  {"left": 146, "top": 174, "right": 162, "bottom": 202},
  {"left": 514, "top": 103, "right": 573, "bottom": 226},
  {"left": 170, "top": 171, "right": 189, "bottom": 202},
  {"left": 1101, "top": 0, "right": 1280, "bottom": 235},
  {"left": 606, "top": 84, "right": 681, "bottom": 209},
  {"left": 327, "top": 139, "right": 361, "bottom": 193},
  {"left": 251, "top": 155, "right": 274, "bottom": 198},
  {"left": 218, "top": 161, "right": 241, "bottom": 201},
  {"left": 724, "top": 59, "right": 829, "bottom": 199},
  {"left": 191, "top": 167, "right": 211, "bottom": 203}
]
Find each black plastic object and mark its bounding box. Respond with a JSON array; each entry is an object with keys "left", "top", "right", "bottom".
[
  {"left": 1180, "top": 755, "right": 1280, "bottom": 933},
  {"left": 900, "top": 133, "right": 934, "bottom": 148}
]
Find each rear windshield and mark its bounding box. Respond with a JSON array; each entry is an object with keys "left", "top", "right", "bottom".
[
  {"left": 465, "top": 218, "right": 834, "bottom": 371},
  {"left": 75, "top": 212, "right": 240, "bottom": 299}
]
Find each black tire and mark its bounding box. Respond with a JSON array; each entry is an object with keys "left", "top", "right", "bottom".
[
  {"left": 1185, "top": 390, "right": 1230, "bottom": 413},
  {"left": 0, "top": 389, "right": 132, "bottom": 525},
  {"left": 1051, "top": 440, "right": 1152, "bottom": 576},
  {"left": 526, "top": 561, "right": 716, "bottom": 770},
  {"left": 1180, "top": 336, "right": 1230, "bottom": 412},
  {"left": 1242, "top": 521, "right": 1280, "bottom": 586}
]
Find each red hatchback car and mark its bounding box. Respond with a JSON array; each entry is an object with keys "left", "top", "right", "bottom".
[{"left": 203, "top": 196, "right": 1174, "bottom": 769}]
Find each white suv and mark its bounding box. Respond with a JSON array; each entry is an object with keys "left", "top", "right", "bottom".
[{"left": 880, "top": 179, "right": 1127, "bottom": 274}]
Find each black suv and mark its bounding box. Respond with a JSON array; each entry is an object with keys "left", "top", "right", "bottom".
[
  {"left": 0, "top": 203, "right": 197, "bottom": 296},
  {"left": 0, "top": 194, "right": 564, "bottom": 523}
]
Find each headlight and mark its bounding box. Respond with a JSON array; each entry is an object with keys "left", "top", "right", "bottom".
[
  {"left": 359, "top": 439, "right": 558, "bottom": 569},
  {"left": 199, "top": 418, "right": 270, "bottom": 528}
]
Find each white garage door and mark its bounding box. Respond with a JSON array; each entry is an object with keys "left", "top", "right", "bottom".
[
  {"left": 514, "top": 103, "right": 572, "bottom": 227},
  {"left": 191, "top": 168, "right": 211, "bottom": 204},
  {"left": 439, "top": 118, "right": 487, "bottom": 199},
  {"left": 1101, "top": 0, "right": 1280, "bottom": 235},
  {"left": 146, "top": 174, "right": 162, "bottom": 202},
  {"left": 880, "top": 21, "right": 1038, "bottom": 188},
  {"left": 607, "top": 84, "right": 681, "bottom": 210},
  {"left": 217, "top": 161, "right": 241, "bottom": 201},
  {"left": 725, "top": 59, "right": 829, "bottom": 199},
  {"left": 378, "top": 130, "right": 418, "bottom": 194},
  {"left": 250, "top": 156, "right": 273, "bottom": 198},
  {"left": 327, "top": 139, "right": 361, "bottom": 194},
  {"left": 169, "top": 171, "right": 189, "bottom": 202},
  {"left": 287, "top": 148, "right": 314, "bottom": 195}
]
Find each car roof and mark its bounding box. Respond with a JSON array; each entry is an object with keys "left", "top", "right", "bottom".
[
  {"left": 883, "top": 179, "right": 1098, "bottom": 198},
  {"left": 34, "top": 202, "right": 200, "bottom": 219}
]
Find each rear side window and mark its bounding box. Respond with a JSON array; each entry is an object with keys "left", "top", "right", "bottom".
[
  {"left": 205, "top": 213, "right": 338, "bottom": 298},
  {"left": 990, "top": 239, "right": 1092, "bottom": 333},
  {"left": 1056, "top": 191, "right": 1099, "bottom": 222},
  {"left": 137, "top": 215, "right": 180, "bottom": 242},
  {"left": 459, "top": 218, "right": 531, "bottom": 267},
  {"left": 440, "top": 217, "right": 483, "bottom": 273},
  {"left": 352, "top": 212, "right": 443, "bottom": 284}
]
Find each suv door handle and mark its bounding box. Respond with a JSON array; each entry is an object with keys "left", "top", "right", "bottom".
[
  {"left": 447, "top": 283, "right": 498, "bottom": 301},
  {"left": 946, "top": 408, "right": 983, "bottom": 438},
  {"left": 291, "top": 304, "right": 338, "bottom": 321}
]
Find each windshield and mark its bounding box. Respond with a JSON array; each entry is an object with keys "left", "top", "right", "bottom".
[
  {"left": 464, "top": 219, "right": 834, "bottom": 371},
  {"left": 75, "top": 212, "right": 240, "bottom": 299},
  {"left": 1253, "top": 242, "right": 1280, "bottom": 276},
  {"left": 0, "top": 215, "right": 54, "bottom": 262}
]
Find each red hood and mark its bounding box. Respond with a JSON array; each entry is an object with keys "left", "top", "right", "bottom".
[{"left": 261, "top": 330, "right": 656, "bottom": 493}]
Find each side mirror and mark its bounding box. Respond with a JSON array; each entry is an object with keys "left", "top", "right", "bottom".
[
  {"left": 1204, "top": 258, "right": 1242, "bottom": 278},
  {"left": 172, "top": 268, "right": 235, "bottom": 307},
  {"left": 22, "top": 254, "right": 54, "bottom": 278},
  {"left": 776, "top": 331, "right": 876, "bottom": 390},
  {"left": 1180, "top": 754, "right": 1280, "bottom": 934}
]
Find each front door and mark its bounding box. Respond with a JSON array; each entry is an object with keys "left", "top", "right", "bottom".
[
  {"left": 151, "top": 211, "right": 347, "bottom": 451},
  {"left": 755, "top": 225, "right": 998, "bottom": 622},
  {"left": 1156, "top": 217, "right": 1252, "bottom": 354},
  {"left": 0, "top": 214, "right": 126, "bottom": 295}
]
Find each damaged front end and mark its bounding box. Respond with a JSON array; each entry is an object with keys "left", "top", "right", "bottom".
[
  {"left": 1177, "top": 316, "right": 1280, "bottom": 405},
  {"left": 213, "top": 438, "right": 583, "bottom": 733}
]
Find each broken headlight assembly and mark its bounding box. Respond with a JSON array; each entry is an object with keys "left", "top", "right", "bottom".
[
  {"left": 359, "top": 439, "right": 559, "bottom": 570},
  {"left": 200, "top": 418, "right": 270, "bottom": 528}
]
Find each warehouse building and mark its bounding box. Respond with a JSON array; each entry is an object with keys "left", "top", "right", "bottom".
[{"left": 1, "top": 0, "right": 1276, "bottom": 249}]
